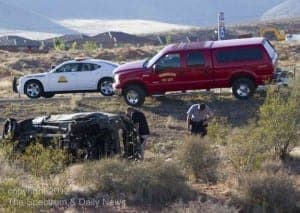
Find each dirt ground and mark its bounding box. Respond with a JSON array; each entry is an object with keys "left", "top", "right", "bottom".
[{"left": 0, "top": 40, "right": 299, "bottom": 211}]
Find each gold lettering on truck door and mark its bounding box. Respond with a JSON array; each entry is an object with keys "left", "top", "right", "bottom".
[
  {"left": 58, "top": 76, "right": 68, "bottom": 83},
  {"left": 158, "top": 73, "right": 177, "bottom": 78}
]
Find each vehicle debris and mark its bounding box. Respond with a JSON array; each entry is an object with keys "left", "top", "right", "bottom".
[{"left": 2, "top": 112, "right": 141, "bottom": 160}]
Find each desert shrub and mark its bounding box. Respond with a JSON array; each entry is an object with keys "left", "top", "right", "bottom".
[
  {"left": 0, "top": 138, "right": 16, "bottom": 160},
  {"left": 69, "top": 94, "right": 84, "bottom": 111},
  {"left": 83, "top": 41, "right": 98, "bottom": 53},
  {"left": 165, "top": 34, "right": 173, "bottom": 44},
  {"left": 176, "top": 136, "right": 219, "bottom": 183},
  {"left": 258, "top": 86, "right": 300, "bottom": 159},
  {"left": 226, "top": 85, "right": 300, "bottom": 174},
  {"left": 0, "top": 140, "right": 25, "bottom": 183},
  {"left": 235, "top": 168, "right": 299, "bottom": 213},
  {"left": 0, "top": 180, "right": 44, "bottom": 212},
  {"left": 164, "top": 198, "right": 239, "bottom": 213},
  {"left": 18, "top": 141, "right": 69, "bottom": 177},
  {"left": 71, "top": 41, "right": 78, "bottom": 50},
  {"left": 77, "top": 158, "right": 195, "bottom": 206},
  {"left": 226, "top": 125, "right": 271, "bottom": 174},
  {"left": 207, "top": 117, "right": 231, "bottom": 145},
  {"left": 53, "top": 38, "right": 66, "bottom": 51}
]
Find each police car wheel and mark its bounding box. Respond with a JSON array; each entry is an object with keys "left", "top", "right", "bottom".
[
  {"left": 124, "top": 85, "right": 145, "bottom": 107},
  {"left": 24, "top": 80, "right": 43, "bottom": 99},
  {"left": 98, "top": 78, "right": 114, "bottom": 96}
]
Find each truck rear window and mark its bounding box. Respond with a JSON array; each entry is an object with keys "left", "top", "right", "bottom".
[{"left": 216, "top": 48, "right": 262, "bottom": 63}]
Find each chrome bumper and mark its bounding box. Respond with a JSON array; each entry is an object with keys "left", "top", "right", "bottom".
[{"left": 274, "top": 69, "right": 292, "bottom": 86}]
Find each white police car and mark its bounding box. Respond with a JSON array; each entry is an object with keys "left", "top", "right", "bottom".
[{"left": 13, "top": 58, "right": 118, "bottom": 98}]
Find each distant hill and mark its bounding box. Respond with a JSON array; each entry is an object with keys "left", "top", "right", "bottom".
[
  {"left": 3, "top": 0, "right": 300, "bottom": 39},
  {"left": 2, "top": 0, "right": 284, "bottom": 26},
  {"left": 261, "top": 0, "right": 300, "bottom": 20},
  {"left": 0, "top": 35, "right": 41, "bottom": 47}
]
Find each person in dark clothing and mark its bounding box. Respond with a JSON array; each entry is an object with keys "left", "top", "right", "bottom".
[{"left": 126, "top": 107, "right": 150, "bottom": 160}]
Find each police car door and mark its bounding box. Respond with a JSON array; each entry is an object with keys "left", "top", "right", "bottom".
[
  {"left": 47, "top": 63, "right": 79, "bottom": 91},
  {"left": 74, "top": 63, "right": 98, "bottom": 90}
]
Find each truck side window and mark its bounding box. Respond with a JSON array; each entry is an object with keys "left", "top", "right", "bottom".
[
  {"left": 216, "top": 48, "right": 262, "bottom": 63},
  {"left": 156, "top": 53, "right": 180, "bottom": 69},
  {"left": 187, "top": 52, "right": 205, "bottom": 67}
]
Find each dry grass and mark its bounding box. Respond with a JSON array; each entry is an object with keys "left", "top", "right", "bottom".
[
  {"left": 176, "top": 136, "right": 220, "bottom": 183},
  {"left": 164, "top": 198, "right": 239, "bottom": 213},
  {"left": 74, "top": 158, "right": 195, "bottom": 206},
  {"left": 233, "top": 167, "right": 299, "bottom": 213},
  {"left": 0, "top": 39, "right": 299, "bottom": 211}
]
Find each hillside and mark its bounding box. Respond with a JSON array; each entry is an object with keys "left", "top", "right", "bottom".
[
  {"left": 261, "top": 0, "right": 300, "bottom": 20},
  {"left": 0, "top": 0, "right": 283, "bottom": 33}
]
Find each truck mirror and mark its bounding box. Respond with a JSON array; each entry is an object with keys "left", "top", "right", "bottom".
[{"left": 51, "top": 65, "right": 56, "bottom": 69}]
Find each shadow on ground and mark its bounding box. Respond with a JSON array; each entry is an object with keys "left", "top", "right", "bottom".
[{"left": 142, "top": 93, "right": 265, "bottom": 128}]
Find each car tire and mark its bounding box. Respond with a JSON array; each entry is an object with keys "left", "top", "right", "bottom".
[
  {"left": 98, "top": 78, "right": 114, "bottom": 96},
  {"left": 24, "top": 80, "right": 43, "bottom": 99},
  {"left": 2, "top": 118, "right": 18, "bottom": 139},
  {"left": 123, "top": 85, "right": 146, "bottom": 107},
  {"left": 232, "top": 78, "right": 255, "bottom": 100},
  {"left": 42, "top": 92, "right": 55, "bottom": 98}
]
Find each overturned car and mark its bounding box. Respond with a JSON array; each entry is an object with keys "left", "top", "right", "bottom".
[{"left": 2, "top": 112, "right": 141, "bottom": 160}]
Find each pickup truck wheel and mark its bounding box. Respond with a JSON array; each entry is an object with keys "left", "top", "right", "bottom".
[
  {"left": 98, "top": 78, "right": 114, "bottom": 96},
  {"left": 232, "top": 78, "right": 255, "bottom": 100},
  {"left": 124, "top": 85, "right": 145, "bottom": 107},
  {"left": 42, "top": 92, "right": 55, "bottom": 98},
  {"left": 24, "top": 80, "right": 43, "bottom": 99}
]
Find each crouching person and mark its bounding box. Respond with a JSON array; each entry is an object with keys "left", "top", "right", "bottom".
[
  {"left": 186, "top": 103, "right": 214, "bottom": 137},
  {"left": 126, "top": 107, "right": 150, "bottom": 160}
]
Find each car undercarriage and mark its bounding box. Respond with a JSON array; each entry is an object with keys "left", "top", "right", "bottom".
[{"left": 2, "top": 112, "right": 141, "bottom": 160}]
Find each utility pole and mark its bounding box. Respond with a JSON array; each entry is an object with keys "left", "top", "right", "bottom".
[{"left": 218, "top": 12, "right": 226, "bottom": 40}]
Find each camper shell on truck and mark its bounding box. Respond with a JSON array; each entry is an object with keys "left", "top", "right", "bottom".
[{"left": 113, "top": 37, "right": 279, "bottom": 106}]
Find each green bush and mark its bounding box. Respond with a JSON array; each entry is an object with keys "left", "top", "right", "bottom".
[
  {"left": 18, "top": 141, "right": 70, "bottom": 177},
  {"left": 207, "top": 117, "right": 231, "bottom": 145},
  {"left": 259, "top": 86, "right": 300, "bottom": 159},
  {"left": 77, "top": 158, "right": 195, "bottom": 206},
  {"left": 71, "top": 41, "right": 78, "bottom": 50},
  {"left": 176, "top": 136, "right": 219, "bottom": 183},
  {"left": 0, "top": 180, "right": 44, "bottom": 212},
  {"left": 53, "top": 38, "right": 66, "bottom": 51},
  {"left": 226, "top": 85, "right": 300, "bottom": 174},
  {"left": 226, "top": 126, "right": 270, "bottom": 174},
  {"left": 83, "top": 41, "right": 98, "bottom": 53},
  {"left": 235, "top": 168, "right": 298, "bottom": 213}
]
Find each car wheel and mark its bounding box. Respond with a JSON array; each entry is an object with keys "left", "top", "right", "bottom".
[
  {"left": 124, "top": 85, "right": 146, "bottom": 107},
  {"left": 232, "top": 78, "right": 255, "bottom": 100},
  {"left": 2, "top": 118, "right": 18, "bottom": 139},
  {"left": 98, "top": 78, "right": 114, "bottom": 96},
  {"left": 42, "top": 92, "right": 55, "bottom": 98},
  {"left": 24, "top": 80, "right": 43, "bottom": 99}
]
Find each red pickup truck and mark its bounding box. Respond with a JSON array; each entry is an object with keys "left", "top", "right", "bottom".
[{"left": 113, "top": 37, "right": 278, "bottom": 106}]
